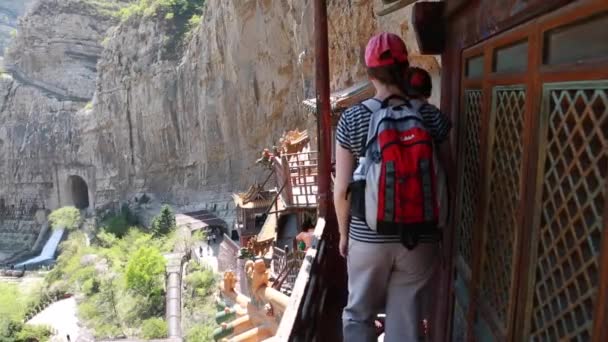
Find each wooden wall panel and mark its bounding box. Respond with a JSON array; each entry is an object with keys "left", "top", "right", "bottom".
[
  {"left": 444, "top": 1, "right": 608, "bottom": 341},
  {"left": 477, "top": 86, "right": 526, "bottom": 338},
  {"left": 527, "top": 82, "right": 608, "bottom": 341}
]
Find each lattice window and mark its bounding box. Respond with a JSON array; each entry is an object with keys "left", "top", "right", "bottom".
[
  {"left": 480, "top": 86, "right": 526, "bottom": 330},
  {"left": 456, "top": 89, "right": 482, "bottom": 269},
  {"left": 529, "top": 82, "right": 608, "bottom": 341}
]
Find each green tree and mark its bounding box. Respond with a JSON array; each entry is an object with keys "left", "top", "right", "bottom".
[
  {"left": 125, "top": 246, "right": 166, "bottom": 298},
  {"left": 141, "top": 318, "right": 168, "bottom": 339},
  {"left": 48, "top": 206, "right": 81, "bottom": 230},
  {"left": 151, "top": 205, "right": 176, "bottom": 236}
]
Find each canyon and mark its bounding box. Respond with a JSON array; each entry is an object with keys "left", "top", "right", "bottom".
[{"left": 0, "top": 0, "right": 440, "bottom": 260}]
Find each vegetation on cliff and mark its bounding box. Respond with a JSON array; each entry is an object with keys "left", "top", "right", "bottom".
[
  {"left": 151, "top": 204, "right": 176, "bottom": 236},
  {"left": 0, "top": 283, "right": 52, "bottom": 342},
  {"left": 182, "top": 261, "right": 218, "bottom": 342},
  {"left": 117, "top": 0, "right": 205, "bottom": 21},
  {"left": 45, "top": 227, "right": 173, "bottom": 339},
  {"left": 116, "top": 0, "right": 205, "bottom": 55},
  {"left": 34, "top": 205, "right": 216, "bottom": 340},
  {"left": 48, "top": 206, "right": 81, "bottom": 231}
]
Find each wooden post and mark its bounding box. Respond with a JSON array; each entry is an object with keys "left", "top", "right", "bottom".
[{"left": 314, "top": 0, "right": 332, "bottom": 218}]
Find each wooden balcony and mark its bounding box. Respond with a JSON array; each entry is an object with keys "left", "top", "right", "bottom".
[
  {"left": 275, "top": 217, "right": 346, "bottom": 341},
  {"left": 273, "top": 151, "right": 319, "bottom": 209}
]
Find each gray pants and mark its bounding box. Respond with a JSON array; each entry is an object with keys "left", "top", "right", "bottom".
[{"left": 342, "top": 239, "right": 438, "bottom": 342}]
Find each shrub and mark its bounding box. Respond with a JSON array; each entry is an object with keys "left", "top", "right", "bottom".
[
  {"left": 151, "top": 205, "right": 176, "bottom": 236},
  {"left": 101, "top": 214, "right": 129, "bottom": 237},
  {"left": 0, "top": 283, "right": 26, "bottom": 321},
  {"left": 141, "top": 318, "right": 167, "bottom": 339},
  {"left": 184, "top": 325, "right": 213, "bottom": 342},
  {"left": 0, "top": 319, "right": 23, "bottom": 342},
  {"left": 185, "top": 268, "right": 215, "bottom": 297},
  {"left": 117, "top": 0, "right": 205, "bottom": 56},
  {"left": 118, "top": 0, "right": 205, "bottom": 21},
  {"left": 125, "top": 246, "right": 166, "bottom": 298},
  {"left": 48, "top": 206, "right": 81, "bottom": 230},
  {"left": 15, "top": 324, "right": 52, "bottom": 342},
  {"left": 185, "top": 13, "right": 201, "bottom": 39},
  {"left": 100, "top": 204, "right": 139, "bottom": 237},
  {"left": 0, "top": 283, "right": 51, "bottom": 341}
]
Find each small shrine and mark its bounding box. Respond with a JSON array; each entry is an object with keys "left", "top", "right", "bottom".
[{"left": 232, "top": 184, "right": 277, "bottom": 246}]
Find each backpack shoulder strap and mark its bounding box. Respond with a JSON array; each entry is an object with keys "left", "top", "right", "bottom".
[
  {"left": 408, "top": 99, "right": 428, "bottom": 119},
  {"left": 361, "top": 98, "right": 382, "bottom": 114},
  {"left": 358, "top": 99, "right": 383, "bottom": 156}
]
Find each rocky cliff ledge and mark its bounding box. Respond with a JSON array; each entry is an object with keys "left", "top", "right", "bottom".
[{"left": 0, "top": 0, "right": 441, "bottom": 219}]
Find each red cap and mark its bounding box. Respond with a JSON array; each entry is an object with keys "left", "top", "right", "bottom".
[
  {"left": 365, "top": 32, "right": 408, "bottom": 67},
  {"left": 410, "top": 72, "right": 426, "bottom": 87}
]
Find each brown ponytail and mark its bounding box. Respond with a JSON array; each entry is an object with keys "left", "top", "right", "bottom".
[{"left": 366, "top": 60, "right": 410, "bottom": 95}]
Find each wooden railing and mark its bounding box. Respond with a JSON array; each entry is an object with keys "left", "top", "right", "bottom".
[
  {"left": 272, "top": 246, "right": 286, "bottom": 274},
  {"left": 272, "top": 249, "right": 306, "bottom": 294},
  {"left": 274, "top": 217, "right": 346, "bottom": 340}
]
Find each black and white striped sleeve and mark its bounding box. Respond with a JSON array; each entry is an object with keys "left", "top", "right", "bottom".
[
  {"left": 419, "top": 103, "right": 452, "bottom": 144},
  {"left": 336, "top": 109, "right": 352, "bottom": 151}
]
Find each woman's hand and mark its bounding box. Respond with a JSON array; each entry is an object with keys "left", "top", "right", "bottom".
[{"left": 339, "top": 234, "right": 348, "bottom": 258}]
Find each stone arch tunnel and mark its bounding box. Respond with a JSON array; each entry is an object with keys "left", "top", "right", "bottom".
[{"left": 67, "top": 175, "right": 89, "bottom": 209}]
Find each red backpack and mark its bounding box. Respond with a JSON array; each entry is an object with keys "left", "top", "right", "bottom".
[{"left": 350, "top": 95, "right": 442, "bottom": 249}]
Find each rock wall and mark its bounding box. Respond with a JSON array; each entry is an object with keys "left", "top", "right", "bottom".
[
  {"left": 0, "top": 0, "right": 122, "bottom": 215},
  {"left": 0, "top": 0, "right": 441, "bottom": 220},
  {"left": 0, "top": 0, "right": 35, "bottom": 58}
]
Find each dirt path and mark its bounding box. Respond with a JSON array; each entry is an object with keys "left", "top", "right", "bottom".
[{"left": 193, "top": 239, "right": 219, "bottom": 272}]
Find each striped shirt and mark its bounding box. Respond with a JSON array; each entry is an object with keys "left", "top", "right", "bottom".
[{"left": 336, "top": 98, "right": 452, "bottom": 243}]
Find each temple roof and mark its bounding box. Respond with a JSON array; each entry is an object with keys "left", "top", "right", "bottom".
[
  {"left": 279, "top": 129, "right": 310, "bottom": 155},
  {"left": 233, "top": 185, "right": 276, "bottom": 209},
  {"left": 175, "top": 210, "right": 226, "bottom": 230},
  {"left": 302, "top": 80, "right": 374, "bottom": 115}
]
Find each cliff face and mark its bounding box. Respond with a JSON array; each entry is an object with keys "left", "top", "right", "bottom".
[
  {"left": 0, "top": 0, "right": 441, "bottom": 218},
  {"left": 0, "top": 0, "right": 120, "bottom": 218},
  {"left": 0, "top": 0, "right": 35, "bottom": 58},
  {"left": 89, "top": 0, "right": 316, "bottom": 207}
]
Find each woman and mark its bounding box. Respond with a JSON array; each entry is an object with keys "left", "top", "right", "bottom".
[{"left": 334, "top": 32, "right": 451, "bottom": 342}]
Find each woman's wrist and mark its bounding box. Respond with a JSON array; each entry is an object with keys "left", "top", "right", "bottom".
[{"left": 339, "top": 229, "right": 348, "bottom": 239}]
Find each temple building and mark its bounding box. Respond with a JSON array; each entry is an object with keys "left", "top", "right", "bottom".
[{"left": 232, "top": 184, "right": 277, "bottom": 246}]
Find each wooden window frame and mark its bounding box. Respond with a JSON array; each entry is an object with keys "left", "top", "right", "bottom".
[{"left": 453, "top": 1, "right": 608, "bottom": 341}]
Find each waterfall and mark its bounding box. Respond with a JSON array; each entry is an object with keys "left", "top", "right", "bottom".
[{"left": 15, "top": 229, "right": 65, "bottom": 268}]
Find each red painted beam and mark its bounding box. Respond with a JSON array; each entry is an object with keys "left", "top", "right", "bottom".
[{"left": 314, "top": 0, "right": 332, "bottom": 219}]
